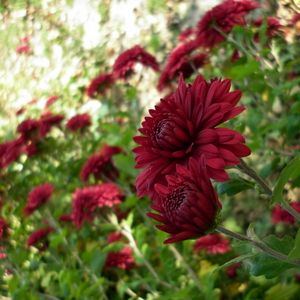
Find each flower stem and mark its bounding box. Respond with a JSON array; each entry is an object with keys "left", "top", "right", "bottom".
[
  {"left": 281, "top": 198, "right": 300, "bottom": 222},
  {"left": 168, "top": 244, "right": 202, "bottom": 291},
  {"left": 216, "top": 226, "right": 300, "bottom": 266}
]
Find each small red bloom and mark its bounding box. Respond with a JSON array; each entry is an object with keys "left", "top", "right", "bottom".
[
  {"left": 178, "top": 27, "right": 195, "bottom": 42},
  {"left": 253, "top": 17, "right": 281, "bottom": 40},
  {"left": 105, "top": 246, "right": 135, "bottom": 270},
  {"left": 45, "top": 96, "right": 60, "bottom": 107},
  {"left": 86, "top": 73, "right": 114, "bottom": 98},
  {"left": 147, "top": 158, "right": 221, "bottom": 243},
  {"left": 0, "top": 138, "right": 24, "bottom": 169},
  {"left": 271, "top": 202, "right": 300, "bottom": 224},
  {"left": 39, "top": 113, "right": 64, "bottom": 137},
  {"left": 134, "top": 75, "right": 250, "bottom": 198},
  {"left": 66, "top": 113, "right": 91, "bottom": 132},
  {"left": 225, "top": 262, "right": 241, "bottom": 278},
  {"left": 112, "top": 46, "right": 160, "bottom": 79},
  {"left": 107, "top": 232, "right": 123, "bottom": 244},
  {"left": 71, "top": 183, "right": 123, "bottom": 228},
  {"left": 196, "top": 0, "right": 259, "bottom": 48},
  {"left": 80, "top": 145, "right": 122, "bottom": 182},
  {"left": 27, "top": 227, "right": 55, "bottom": 250},
  {"left": 24, "top": 183, "right": 54, "bottom": 216},
  {"left": 194, "top": 233, "right": 231, "bottom": 254},
  {"left": 158, "top": 40, "right": 207, "bottom": 90},
  {"left": 17, "top": 119, "right": 40, "bottom": 141}
]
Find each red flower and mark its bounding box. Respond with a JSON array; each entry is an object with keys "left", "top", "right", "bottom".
[
  {"left": 291, "top": 13, "right": 300, "bottom": 25},
  {"left": 196, "top": 0, "right": 259, "bottom": 48},
  {"left": 271, "top": 202, "right": 300, "bottom": 224},
  {"left": 24, "top": 183, "right": 54, "bottom": 216},
  {"left": 59, "top": 214, "right": 73, "bottom": 223},
  {"left": 147, "top": 158, "right": 221, "bottom": 243},
  {"left": 0, "top": 138, "right": 24, "bottom": 169},
  {"left": 107, "top": 232, "right": 123, "bottom": 244},
  {"left": 86, "top": 73, "right": 114, "bottom": 98},
  {"left": 105, "top": 246, "right": 135, "bottom": 270},
  {"left": 0, "top": 217, "right": 8, "bottom": 239},
  {"left": 178, "top": 27, "right": 195, "bottom": 42},
  {"left": 112, "top": 45, "right": 160, "bottom": 79},
  {"left": 66, "top": 113, "right": 91, "bottom": 132},
  {"left": 39, "top": 113, "right": 64, "bottom": 137},
  {"left": 80, "top": 145, "right": 122, "bottom": 182},
  {"left": 134, "top": 75, "right": 250, "bottom": 198},
  {"left": 158, "top": 40, "right": 207, "bottom": 90},
  {"left": 225, "top": 262, "right": 241, "bottom": 278},
  {"left": 193, "top": 233, "right": 231, "bottom": 254},
  {"left": 45, "top": 96, "right": 60, "bottom": 107},
  {"left": 25, "top": 143, "right": 38, "bottom": 157},
  {"left": 27, "top": 227, "right": 55, "bottom": 250},
  {"left": 253, "top": 17, "right": 281, "bottom": 39},
  {"left": 71, "top": 183, "right": 123, "bottom": 228},
  {"left": 17, "top": 119, "right": 40, "bottom": 141}
]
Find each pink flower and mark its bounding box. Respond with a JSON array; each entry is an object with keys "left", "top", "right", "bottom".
[
  {"left": 112, "top": 46, "right": 160, "bottom": 79},
  {"left": 271, "top": 202, "right": 300, "bottom": 224},
  {"left": 80, "top": 145, "right": 122, "bottom": 182},
  {"left": 291, "top": 13, "right": 300, "bottom": 25},
  {"left": 196, "top": 0, "right": 259, "bottom": 48},
  {"left": 194, "top": 233, "right": 231, "bottom": 254},
  {"left": 24, "top": 183, "right": 54, "bottom": 216},
  {"left": 86, "top": 73, "right": 114, "bottom": 98},
  {"left": 66, "top": 113, "right": 91, "bottom": 132},
  {"left": 45, "top": 96, "right": 60, "bottom": 108},
  {"left": 27, "top": 227, "right": 55, "bottom": 250},
  {"left": 105, "top": 246, "right": 135, "bottom": 270},
  {"left": 16, "top": 37, "right": 31, "bottom": 54}
]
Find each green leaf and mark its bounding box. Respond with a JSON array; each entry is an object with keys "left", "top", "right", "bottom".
[
  {"left": 272, "top": 155, "right": 300, "bottom": 204},
  {"left": 289, "top": 228, "right": 300, "bottom": 259},
  {"left": 264, "top": 283, "right": 299, "bottom": 300},
  {"left": 217, "top": 178, "right": 254, "bottom": 196},
  {"left": 225, "top": 59, "right": 260, "bottom": 80}
]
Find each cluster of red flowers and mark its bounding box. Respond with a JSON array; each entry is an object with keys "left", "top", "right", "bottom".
[
  {"left": 134, "top": 75, "right": 250, "bottom": 243},
  {"left": 86, "top": 46, "right": 159, "bottom": 98}
]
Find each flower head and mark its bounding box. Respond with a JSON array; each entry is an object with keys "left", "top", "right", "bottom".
[
  {"left": 271, "top": 202, "right": 300, "bottom": 224},
  {"left": 112, "top": 46, "right": 160, "bottom": 79},
  {"left": 39, "top": 113, "right": 64, "bottom": 137},
  {"left": 27, "top": 227, "right": 55, "bottom": 250},
  {"left": 86, "top": 73, "right": 114, "bottom": 98},
  {"left": 147, "top": 158, "right": 221, "bottom": 243},
  {"left": 193, "top": 233, "right": 231, "bottom": 254},
  {"left": 196, "top": 0, "right": 259, "bottom": 48},
  {"left": 80, "top": 145, "right": 122, "bottom": 182},
  {"left": 134, "top": 75, "right": 250, "bottom": 198},
  {"left": 66, "top": 113, "right": 91, "bottom": 132},
  {"left": 17, "top": 119, "right": 40, "bottom": 141},
  {"left": 105, "top": 246, "right": 135, "bottom": 270},
  {"left": 71, "top": 183, "right": 123, "bottom": 228},
  {"left": 0, "top": 138, "right": 24, "bottom": 169},
  {"left": 24, "top": 183, "right": 54, "bottom": 216},
  {"left": 253, "top": 17, "right": 281, "bottom": 39},
  {"left": 226, "top": 262, "right": 241, "bottom": 278}
]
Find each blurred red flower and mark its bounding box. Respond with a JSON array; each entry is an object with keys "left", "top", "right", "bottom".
[
  {"left": 196, "top": 0, "right": 258, "bottom": 48},
  {"left": 291, "top": 13, "right": 300, "bottom": 25},
  {"left": 271, "top": 202, "right": 300, "bottom": 224},
  {"left": 107, "top": 232, "right": 123, "bottom": 244},
  {"left": 66, "top": 113, "right": 91, "bottom": 132},
  {"left": 147, "top": 158, "right": 221, "bottom": 243},
  {"left": 45, "top": 96, "right": 60, "bottom": 108},
  {"left": 105, "top": 246, "right": 135, "bottom": 270},
  {"left": 80, "top": 145, "right": 122, "bottom": 182},
  {"left": 253, "top": 17, "right": 281, "bottom": 41},
  {"left": 134, "top": 75, "right": 250, "bottom": 198},
  {"left": 0, "top": 138, "right": 24, "bottom": 169},
  {"left": 225, "top": 262, "right": 241, "bottom": 278},
  {"left": 86, "top": 73, "right": 114, "bottom": 98},
  {"left": 112, "top": 45, "right": 160, "bottom": 79},
  {"left": 16, "top": 37, "right": 31, "bottom": 54},
  {"left": 193, "top": 233, "right": 231, "bottom": 254},
  {"left": 178, "top": 27, "right": 195, "bottom": 42},
  {"left": 0, "top": 217, "right": 8, "bottom": 239},
  {"left": 24, "top": 183, "right": 54, "bottom": 216},
  {"left": 27, "top": 227, "right": 55, "bottom": 250},
  {"left": 39, "top": 113, "right": 64, "bottom": 137},
  {"left": 17, "top": 119, "right": 40, "bottom": 141}
]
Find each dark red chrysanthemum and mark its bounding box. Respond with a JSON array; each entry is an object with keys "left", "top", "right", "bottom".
[
  {"left": 253, "top": 17, "right": 281, "bottom": 40},
  {"left": 147, "top": 158, "right": 221, "bottom": 243},
  {"left": 66, "top": 113, "right": 92, "bottom": 132},
  {"left": 39, "top": 113, "right": 64, "bottom": 137},
  {"left": 0, "top": 217, "right": 8, "bottom": 239},
  {"left": 193, "top": 233, "right": 231, "bottom": 254},
  {"left": 0, "top": 138, "right": 24, "bottom": 169},
  {"left": 107, "top": 232, "right": 123, "bottom": 244},
  {"left": 134, "top": 75, "right": 250, "bottom": 198},
  {"left": 225, "top": 262, "right": 241, "bottom": 278},
  {"left": 196, "top": 0, "right": 259, "bottom": 48},
  {"left": 27, "top": 227, "right": 55, "bottom": 250},
  {"left": 45, "top": 96, "right": 60, "bottom": 107},
  {"left": 86, "top": 73, "right": 114, "bottom": 98},
  {"left": 17, "top": 119, "right": 40, "bottom": 141},
  {"left": 80, "top": 145, "right": 122, "bottom": 182},
  {"left": 112, "top": 45, "right": 160, "bottom": 79},
  {"left": 24, "top": 183, "right": 54, "bottom": 216},
  {"left": 71, "top": 183, "right": 123, "bottom": 228},
  {"left": 271, "top": 202, "right": 300, "bottom": 224},
  {"left": 158, "top": 40, "right": 207, "bottom": 90},
  {"left": 105, "top": 246, "right": 135, "bottom": 270}
]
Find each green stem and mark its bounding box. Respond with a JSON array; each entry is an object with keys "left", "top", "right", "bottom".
[{"left": 216, "top": 226, "right": 300, "bottom": 266}]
